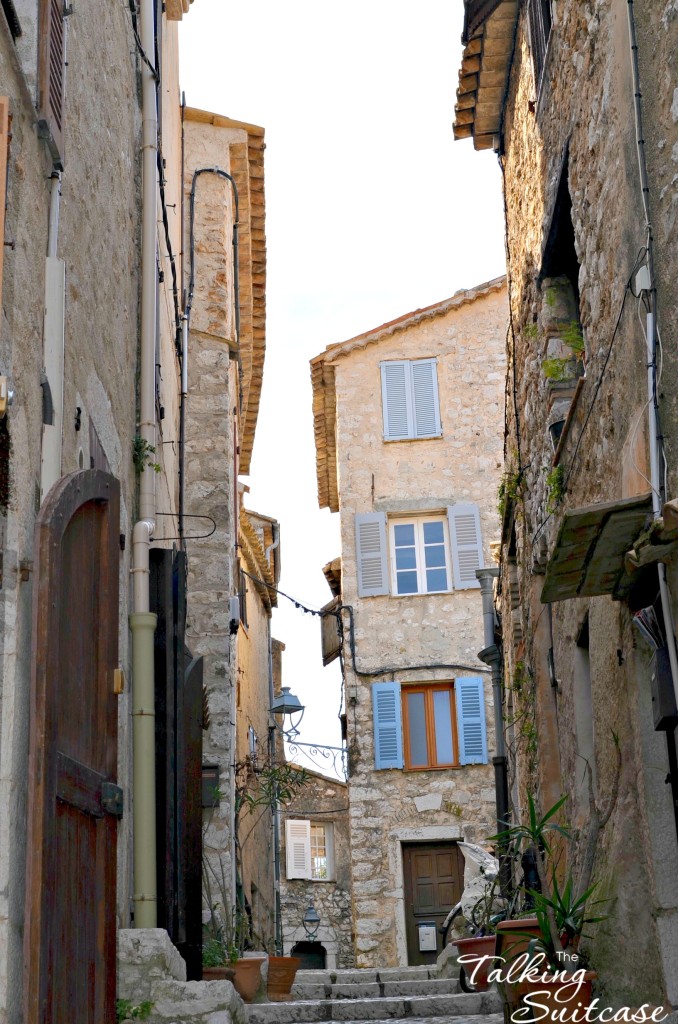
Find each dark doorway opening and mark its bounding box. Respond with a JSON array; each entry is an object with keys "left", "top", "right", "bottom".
[{"left": 291, "top": 941, "right": 326, "bottom": 969}]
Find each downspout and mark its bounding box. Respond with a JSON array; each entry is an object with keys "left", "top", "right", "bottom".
[
  {"left": 626, "top": 0, "right": 678, "bottom": 714},
  {"left": 476, "top": 568, "right": 509, "bottom": 838},
  {"left": 266, "top": 527, "right": 283, "bottom": 954},
  {"left": 130, "top": 0, "right": 158, "bottom": 929}
]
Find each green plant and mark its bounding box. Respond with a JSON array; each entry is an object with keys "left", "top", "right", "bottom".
[
  {"left": 546, "top": 465, "right": 565, "bottom": 513},
  {"left": 132, "top": 435, "right": 161, "bottom": 474},
  {"left": 524, "top": 322, "right": 539, "bottom": 340},
  {"left": 497, "top": 470, "right": 522, "bottom": 519},
  {"left": 542, "top": 357, "right": 570, "bottom": 381},
  {"left": 562, "top": 320, "right": 585, "bottom": 354},
  {"left": 116, "top": 1000, "right": 153, "bottom": 1023}
]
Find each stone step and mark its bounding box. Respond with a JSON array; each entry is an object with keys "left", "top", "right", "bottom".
[
  {"left": 246, "top": 989, "right": 502, "bottom": 1024},
  {"left": 294, "top": 966, "right": 439, "bottom": 989},
  {"left": 292, "top": 978, "right": 460, "bottom": 1001}
]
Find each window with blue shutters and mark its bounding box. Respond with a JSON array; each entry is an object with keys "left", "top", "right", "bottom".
[
  {"left": 380, "top": 359, "right": 441, "bottom": 441},
  {"left": 455, "top": 677, "right": 488, "bottom": 764},
  {"left": 355, "top": 512, "right": 389, "bottom": 597},
  {"left": 373, "top": 682, "right": 404, "bottom": 769}
]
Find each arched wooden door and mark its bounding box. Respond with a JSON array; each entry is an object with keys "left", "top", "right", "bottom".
[{"left": 24, "top": 471, "right": 121, "bottom": 1023}]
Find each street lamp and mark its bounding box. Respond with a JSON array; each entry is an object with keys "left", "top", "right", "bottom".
[
  {"left": 269, "top": 686, "right": 305, "bottom": 739},
  {"left": 302, "top": 902, "right": 320, "bottom": 940}
]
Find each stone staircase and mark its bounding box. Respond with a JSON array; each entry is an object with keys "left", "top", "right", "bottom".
[{"left": 246, "top": 964, "right": 503, "bottom": 1024}]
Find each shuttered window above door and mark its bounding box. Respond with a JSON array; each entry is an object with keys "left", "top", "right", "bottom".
[{"left": 380, "top": 358, "right": 441, "bottom": 441}]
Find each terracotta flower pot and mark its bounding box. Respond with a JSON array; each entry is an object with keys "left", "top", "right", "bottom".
[
  {"left": 517, "top": 970, "right": 597, "bottom": 1022},
  {"left": 202, "top": 965, "right": 236, "bottom": 983},
  {"left": 231, "top": 958, "right": 265, "bottom": 1002},
  {"left": 267, "top": 955, "right": 301, "bottom": 1002},
  {"left": 454, "top": 935, "right": 496, "bottom": 991},
  {"left": 495, "top": 917, "right": 542, "bottom": 1008}
]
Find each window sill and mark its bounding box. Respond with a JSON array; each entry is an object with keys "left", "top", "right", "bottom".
[
  {"left": 389, "top": 590, "right": 452, "bottom": 599},
  {"left": 403, "top": 764, "right": 462, "bottom": 772},
  {"left": 383, "top": 433, "right": 443, "bottom": 444}
]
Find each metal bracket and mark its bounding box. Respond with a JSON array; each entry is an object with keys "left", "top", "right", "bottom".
[{"left": 101, "top": 782, "right": 124, "bottom": 818}]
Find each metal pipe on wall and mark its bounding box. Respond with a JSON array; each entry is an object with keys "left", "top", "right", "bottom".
[
  {"left": 130, "top": 0, "right": 158, "bottom": 930},
  {"left": 476, "top": 568, "right": 509, "bottom": 835}
]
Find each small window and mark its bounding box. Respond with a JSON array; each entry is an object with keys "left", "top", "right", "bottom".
[
  {"left": 381, "top": 358, "right": 441, "bottom": 441},
  {"left": 402, "top": 684, "right": 458, "bottom": 770},
  {"left": 527, "top": 0, "right": 552, "bottom": 88},
  {"left": 389, "top": 517, "right": 451, "bottom": 596},
  {"left": 285, "top": 819, "right": 334, "bottom": 881}
]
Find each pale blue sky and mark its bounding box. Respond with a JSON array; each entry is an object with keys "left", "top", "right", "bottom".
[{"left": 179, "top": 1, "right": 506, "bottom": 759}]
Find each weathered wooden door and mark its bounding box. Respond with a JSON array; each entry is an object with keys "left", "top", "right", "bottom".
[
  {"left": 403, "top": 842, "right": 464, "bottom": 965},
  {"left": 24, "top": 471, "right": 120, "bottom": 1023}
]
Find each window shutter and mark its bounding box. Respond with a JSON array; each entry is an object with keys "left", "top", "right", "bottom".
[
  {"left": 456, "top": 677, "right": 488, "bottom": 764},
  {"left": 372, "top": 682, "right": 403, "bottom": 769},
  {"left": 411, "top": 359, "right": 441, "bottom": 438},
  {"left": 448, "top": 503, "right": 483, "bottom": 589},
  {"left": 381, "top": 361, "right": 411, "bottom": 440},
  {"left": 355, "top": 512, "right": 389, "bottom": 597},
  {"left": 285, "top": 819, "right": 311, "bottom": 879},
  {"left": 37, "top": 0, "right": 66, "bottom": 168}
]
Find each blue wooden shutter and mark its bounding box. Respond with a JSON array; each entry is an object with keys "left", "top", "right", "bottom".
[
  {"left": 381, "top": 361, "right": 412, "bottom": 439},
  {"left": 448, "top": 503, "right": 483, "bottom": 589},
  {"left": 411, "top": 359, "right": 441, "bottom": 438},
  {"left": 372, "top": 682, "right": 403, "bottom": 769},
  {"left": 456, "top": 677, "right": 488, "bottom": 764},
  {"left": 355, "top": 512, "right": 389, "bottom": 596}
]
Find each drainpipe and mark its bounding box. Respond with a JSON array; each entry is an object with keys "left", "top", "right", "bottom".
[
  {"left": 130, "top": 0, "right": 158, "bottom": 930},
  {"left": 476, "top": 567, "right": 509, "bottom": 839},
  {"left": 266, "top": 526, "right": 283, "bottom": 954}
]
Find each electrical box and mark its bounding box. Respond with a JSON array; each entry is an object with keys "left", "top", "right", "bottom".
[
  {"left": 417, "top": 922, "right": 438, "bottom": 952},
  {"left": 651, "top": 647, "right": 678, "bottom": 731},
  {"left": 202, "top": 764, "right": 221, "bottom": 808}
]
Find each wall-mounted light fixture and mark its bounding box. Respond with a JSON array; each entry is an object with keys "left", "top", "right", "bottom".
[{"left": 302, "top": 902, "right": 320, "bottom": 940}]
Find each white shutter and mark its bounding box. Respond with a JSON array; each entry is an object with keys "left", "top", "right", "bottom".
[
  {"left": 448, "top": 503, "right": 483, "bottom": 589},
  {"left": 411, "top": 359, "right": 441, "bottom": 438},
  {"left": 355, "top": 512, "right": 389, "bottom": 596},
  {"left": 381, "top": 361, "right": 412, "bottom": 439},
  {"left": 285, "top": 819, "right": 311, "bottom": 879}
]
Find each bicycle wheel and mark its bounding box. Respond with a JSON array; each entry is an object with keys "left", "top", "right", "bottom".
[{"left": 459, "top": 964, "right": 478, "bottom": 993}]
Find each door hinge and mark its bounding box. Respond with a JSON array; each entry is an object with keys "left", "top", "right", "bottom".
[{"left": 101, "top": 782, "right": 123, "bottom": 818}]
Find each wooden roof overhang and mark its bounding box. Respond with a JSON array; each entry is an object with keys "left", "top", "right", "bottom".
[
  {"left": 541, "top": 494, "right": 654, "bottom": 604},
  {"left": 453, "top": 0, "right": 519, "bottom": 151}
]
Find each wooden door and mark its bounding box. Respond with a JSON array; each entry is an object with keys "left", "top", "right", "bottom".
[
  {"left": 24, "top": 471, "right": 120, "bottom": 1023},
  {"left": 402, "top": 842, "right": 464, "bottom": 965}
]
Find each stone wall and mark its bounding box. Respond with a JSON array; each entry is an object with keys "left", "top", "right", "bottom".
[
  {"left": 495, "top": 0, "right": 678, "bottom": 1006},
  {"left": 0, "top": 3, "right": 143, "bottom": 1014},
  {"left": 280, "top": 771, "right": 354, "bottom": 969},
  {"left": 326, "top": 284, "right": 507, "bottom": 966}
]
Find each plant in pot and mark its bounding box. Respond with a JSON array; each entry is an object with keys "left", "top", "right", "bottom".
[{"left": 490, "top": 743, "right": 620, "bottom": 1020}]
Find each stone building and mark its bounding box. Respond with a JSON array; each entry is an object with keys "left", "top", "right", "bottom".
[
  {"left": 310, "top": 280, "right": 507, "bottom": 967},
  {"left": 280, "top": 769, "right": 353, "bottom": 970},
  {"left": 454, "top": 0, "right": 678, "bottom": 1007}
]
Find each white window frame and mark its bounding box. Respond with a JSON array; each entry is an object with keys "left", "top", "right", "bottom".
[
  {"left": 388, "top": 515, "right": 452, "bottom": 596},
  {"left": 380, "top": 358, "right": 442, "bottom": 441},
  {"left": 310, "top": 822, "right": 335, "bottom": 881}
]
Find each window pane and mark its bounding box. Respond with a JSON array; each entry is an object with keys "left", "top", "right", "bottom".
[
  {"left": 395, "top": 545, "right": 417, "bottom": 570},
  {"left": 423, "top": 521, "right": 444, "bottom": 545},
  {"left": 394, "top": 523, "right": 415, "bottom": 546},
  {"left": 426, "top": 567, "right": 448, "bottom": 592},
  {"left": 310, "top": 824, "right": 327, "bottom": 880},
  {"left": 406, "top": 692, "right": 429, "bottom": 766},
  {"left": 433, "top": 690, "right": 454, "bottom": 764},
  {"left": 397, "top": 570, "right": 418, "bottom": 595},
  {"left": 424, "top": 544, "right": 446, "bottom": 568}
]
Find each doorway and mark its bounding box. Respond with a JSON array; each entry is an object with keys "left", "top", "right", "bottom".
[{"left": 402, "top": 841, "right": 463, "bottom": 965}]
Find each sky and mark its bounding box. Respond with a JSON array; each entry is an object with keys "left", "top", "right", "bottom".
[{"left": 179, "top": 1, "right": 507, "bottom": 764}]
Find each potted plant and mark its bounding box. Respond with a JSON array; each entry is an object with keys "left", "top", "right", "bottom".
[{"left": 266, "top": 955, "right": 302, "bottom": 1002}]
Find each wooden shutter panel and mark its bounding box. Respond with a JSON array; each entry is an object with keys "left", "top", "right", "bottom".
[
  {"left": 448, "top": 503, "right": 483, "bottom": 589},
  {"left": 381, "top": 361, "right": 411, "bottom": 439},
  {"left": 37, "top": 0, "right": 66, "bottom": 168},
  {"left": 0, "top": 98, "right": 8, "bottom": 305},
  {"left": 373, "top": 682, "right": 403, "bottom": 769},
  {"left": 456, "top": 677, "right": 488, "bottom": 764},
  {"left": 355, "top": 512, "right": 389, "bottom": 597},
  {"left": 411, "top": 359, "right": 441, "bottom": 438},
  {"left": 285, "top": 819, "right": 311, "bottom": 879}
]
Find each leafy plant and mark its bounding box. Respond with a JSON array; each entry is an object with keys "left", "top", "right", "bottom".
[
  {"left": 542, "top": 357, "right": 570, "bottom": 382},
  {"left": 132, "top": 435, "right": 161, "bottom": 474},
  {"left": 546, "top": 465, "right": 565, "bottom": 513},
  {"left": 562, "top": 320, "right": 585, "bottom": 354},
  {"left": 116, "top": 1000, "right": 153, "bottom": 1023},
  {"left": 498, "top": 470, "right": 522, "bottom": 519}
]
